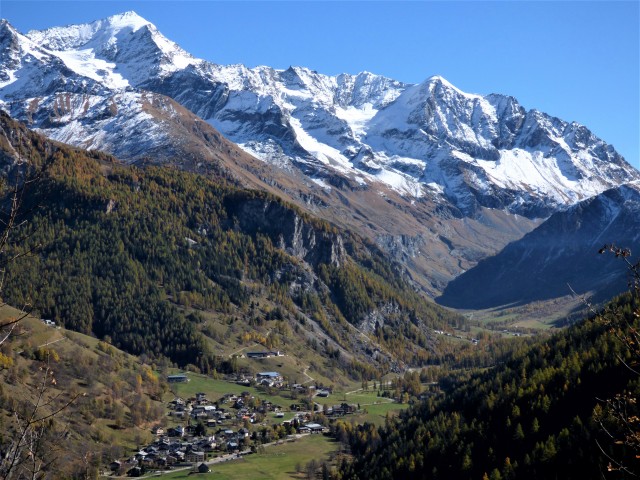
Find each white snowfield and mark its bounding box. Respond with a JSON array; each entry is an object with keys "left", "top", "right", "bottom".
[{"left": 0, "top": 11, "right": 637, "bottom": 213}]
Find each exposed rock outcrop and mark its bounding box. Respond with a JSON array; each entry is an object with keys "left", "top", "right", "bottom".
[{"left": 227, "top": 197, "right": 346, "bottom": 267}]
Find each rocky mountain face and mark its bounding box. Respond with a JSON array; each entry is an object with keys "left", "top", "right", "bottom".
[
  {"left": 224, "top": 196, "right": 347, "bottom": 268},
  {"left": 437, "top": 183, "right": 640, "bottom": 309},
  {"left": 0, "top": 11, "right": 638, "bottom": 300},
  {"left": 146, "top": 57, "right": 635, "bottom": 218}
]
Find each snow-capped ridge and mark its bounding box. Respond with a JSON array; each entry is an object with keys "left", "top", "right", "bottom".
[
  {"left": 26, "top": 11, "right": 152, "bottom": 51},
  {"left": 426, "top": 75, "right": 476, "bottom": 97},
  {"left": 0, "top": 18, "right": 40, "bottom": 55},
  {"left": 24, "top": 11, "right": 196, "bottom": 86},
  {"left": 0, "top": 13, "right": 637, "bottom": 217},
  {"left": 0, "top": 19, "right": 16, "bottom": 35}
]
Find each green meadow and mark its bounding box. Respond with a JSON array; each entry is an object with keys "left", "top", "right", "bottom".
[{"left": 159, "top": 434, "right": 339, "bottom": 479}]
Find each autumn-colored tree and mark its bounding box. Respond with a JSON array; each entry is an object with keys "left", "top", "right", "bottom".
[
  {"left": 593, "top": 245, "right": 640, "bottom": 475},
  {"left": 0, "top": 152, "right": 80, "bottom": 479}
]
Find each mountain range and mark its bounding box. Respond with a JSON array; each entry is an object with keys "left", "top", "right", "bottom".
[
  {"left": 438, "top": 183, "right": 640, "bottom": 310},
  {"left": 1, "top": 11, "right": 638, "bottom": 311}
]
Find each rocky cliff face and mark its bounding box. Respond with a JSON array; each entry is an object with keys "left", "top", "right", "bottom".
[{"left": 227, "top": 196, "right": 346, "bottom": 268}]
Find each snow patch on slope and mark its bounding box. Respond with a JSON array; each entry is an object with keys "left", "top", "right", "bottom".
[
  {"left": 289, "top": 117, "right": 351, "bottom": 173},
  {"left": 53, "top": 49, "right": 128, "bottom": 89},
  {"left": 335, "top": 103, "right": 377, "bottom": 140}
]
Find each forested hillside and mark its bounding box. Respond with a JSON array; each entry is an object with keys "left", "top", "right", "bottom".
[
  {"left": 336, "top": 287, "right": 640, "bottom": 479},
  {"left": 0, "top": 112, "right": 463, "bottom": 375},
  {"left": 0, "top": 312, "right": 168, "bottom": 479}
]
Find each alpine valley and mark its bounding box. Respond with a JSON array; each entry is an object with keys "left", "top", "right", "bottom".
[
  {"left": 1, "top": 12, "right": 638, "bottom": 305},
  {"left": 0, "top": 10, "right": 640, "bottom": 480}
]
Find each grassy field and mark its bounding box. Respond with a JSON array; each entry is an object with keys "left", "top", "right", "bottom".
[
  {"left": 159, "top": 435, "right": 339, "bottom": 479},
  {"left": 165, "top": 370, "right": 409, "bottom": 428},
  {"left": 169, "top": 373, "right": 295, "bottom": 407},
  {"left": 460, "top": 294, "right": 585, "bottom": 331},
  {"left": 343, "top": 391, "right": 392, "bottom": 405},
  {"left": 350, "top": 403, "right": 405, "bottom": 427}
]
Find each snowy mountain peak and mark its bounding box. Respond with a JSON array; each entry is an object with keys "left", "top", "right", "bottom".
[
  {"left": 0, "top": 19, "right": 15, "bottom": 34},
  {"left": 97, "top": 10, "right": 152, "bottom": 34},
  {"left": 22, "top": 12, "right": 196, "bottom": 87},
  {"left": 26, "top": 11, "right": 152, "bottom": 52},
  {"left": 0, "top": 20, "right": 65, "bottom": 93},
  {"left": 0, "top": 18, "right": 31, "bottom": 49},
  {"left": 0, "top": 20, "right": 22, "bottom": 79},
  {"left": 424, "top": 75, "right": 482, "bottom": 100},
  {"left": 426, "top": 74, "right": 455, "bottom": 89},
  {"left": 0, "top": 14, "right": 637, "bottom": 219},
  {"left": 0, "top": 18, "right": 20, "bottom": 51},
  {"left": 105, "top": 11, "right": 150, "bottom": 28}
]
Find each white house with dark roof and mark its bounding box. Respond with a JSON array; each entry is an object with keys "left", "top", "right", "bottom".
[{"left": 256, "top": 371, "right": 283, "bottom": 386}]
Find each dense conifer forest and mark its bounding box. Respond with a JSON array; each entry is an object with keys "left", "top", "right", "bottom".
[
  {"left": 0, "top": 112, "right": 463, "bottom": 375},
  {"left": 335, "top": 290, "right": 640, "bottom": 479}
]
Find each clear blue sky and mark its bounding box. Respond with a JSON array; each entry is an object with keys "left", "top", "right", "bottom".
[{"left": 2, "top": 1, "right": 638, "bottom": 169}]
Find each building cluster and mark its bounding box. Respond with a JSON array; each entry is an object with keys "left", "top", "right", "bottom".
[
  {"left": 168, "top": 390, "right": 284, "bottom": 426},
  {"left": 255, "top": 371, "right": 284, "bottom": 388},
  {"left": 111, "top": 371, "right": 361, "bottom": 476},
  {"left": 245, "top": 351, "right": 283, "bottom": 359},
  {"left": 111, "top": 392, "right": 256, "bottom": 475},
  {"left": 113, "top": 431, "right": 223, "bottom": 474}
]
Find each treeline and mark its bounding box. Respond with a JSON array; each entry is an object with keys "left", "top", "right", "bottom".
[
  {"left": 0, "top": 112, "right": 466, "bottom": 371},
  {"left": 336, "top": 294, "right": 640, "bottom": 479}
]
